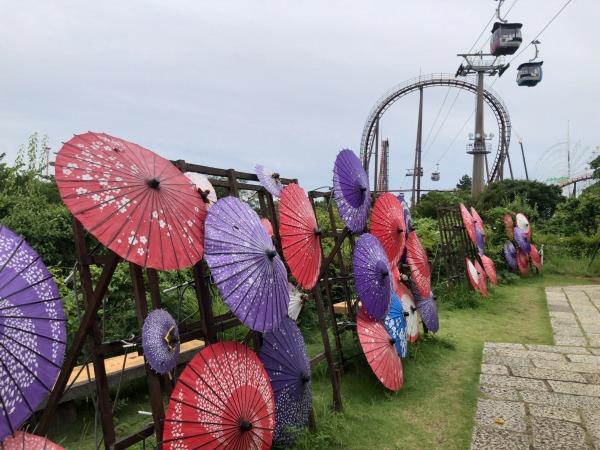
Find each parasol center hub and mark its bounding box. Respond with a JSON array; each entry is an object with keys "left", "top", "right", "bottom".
[
  {"left": 381, "top": 270, "right": 389, "bottom": 277},
  {"left": 266, "top": 249, "right": 277, "bottom": 260},
  {"left": 359, "top": 184, "right": 367, "bottom": 193},
  {"left": 389, "top": 338, "right": 396, "bottom": 345},
  {"left": 314, "top": 228, "right": 322, "bottom": 236},
  {"left": 199, "top": 189, "right": 211, "bottom": 203},
  {"left": 147, "top": 177, "right": 161, "bottom": 189},
  {"left": 397, "top": 227, "right": 404, "bottom": 234},
  {"left": 301, "top": 373, "right": 311, "bottom": 383},
  {"left": 163, "top": 326, "right": 180, "bottom": 351},
  {"left": 240, "top": 420, "right": 253, "bottom": 432}
]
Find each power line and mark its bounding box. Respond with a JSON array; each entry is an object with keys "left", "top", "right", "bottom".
[
  {"left": 422, "top": 89, "right": 463, "bottom": 159},
  {"left": 422, "top": 88, "right": 452, "bottom": 151},
  {"left": 507, "top": 0, "right": 573, "bottom": 65}
]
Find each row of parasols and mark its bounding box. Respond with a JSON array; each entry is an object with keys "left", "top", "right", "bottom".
[
  {"left": 503, "top": 213, "right": 543, "bottom": 275},
  {"left": 0, "top": 132, "right": 528, "bottom": 448}
]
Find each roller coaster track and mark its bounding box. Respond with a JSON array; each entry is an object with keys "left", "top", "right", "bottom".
[
  {"left": 557, "top": 172, "right": 594, "bottom": 188},
  {"left": 360, "top": 73, "right": 512, "bottom": 183}
]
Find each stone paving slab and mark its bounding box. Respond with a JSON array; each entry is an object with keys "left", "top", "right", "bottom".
[
  {"left": 471, "top": 427, "right": 529, "bottom": 450},
  {"left": 479, "top": 374, "right": 548, "bottom": 392},
  {"left": 479, "top": 385, "right": 521, "bottom": 401},
  {"left": 582, "top": 409, "right": 600, "bottom": 449},
  {"left": 510, "top": 365, "right": 588, "bottom": 383},
  {"left": 548, "top": 380, "right": 600, "bottom": 397},
  {"left": 472, "top": 285, "right": 600, "bottom": 449},
  {"left": 555, "top": 336, "right": 588, "bottom": 346},
  {"left": 528, "top": 404, "right": 581, "bottom": 423},
  {"left": 475, "top": 399, "right": 526, "bottom": 432},
  {"left": 481, "top": 364, "right": 509, "bottom": 375},
  {"left": 526, "top": 344, "right": 591, "bottom": 354},
  {"left": 531, "top": 417, "right": 589, "bottom": 450}
]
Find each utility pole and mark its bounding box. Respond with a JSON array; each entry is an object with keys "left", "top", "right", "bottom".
[{"left": 456, "top": 53, "right": 507, "bottom": 195}]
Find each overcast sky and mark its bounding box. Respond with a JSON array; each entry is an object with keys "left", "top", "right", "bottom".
[{"left": 1, "top": 0, "right": 598, "bottom": 195}]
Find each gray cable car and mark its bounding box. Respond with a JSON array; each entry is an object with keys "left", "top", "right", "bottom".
[
  {"left": 490, "top": 22, "right": 523, "bottom": 56},
  {"left": 517, "top": 62, "right": 543, "bottom": 87},
  {"left": 431, "top": 164, "right": 440, "bottom": 181},
  {"left": 517, "top": 40, "right": 543, "bottom": 87}
]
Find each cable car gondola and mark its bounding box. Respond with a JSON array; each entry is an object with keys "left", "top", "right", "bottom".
[
  {"left": 517, "top": 61, "right": 543, "bottom": 87},
  {"left": 431, "top": 164, "right": 440, "bottom": 182},
  {"left": 517, "top": 40, "right": 543, "bottom": 87},
  {"left": 490, "top": 22, "right": 523, "bottom": 56}
]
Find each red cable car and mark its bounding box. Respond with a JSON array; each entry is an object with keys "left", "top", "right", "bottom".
[{"left": 490, "top": 22, "right": 523, "bottom": 56}]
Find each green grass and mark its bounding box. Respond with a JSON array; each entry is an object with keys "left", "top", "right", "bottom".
[
  {"left": 44, "top": 274, "right": 597, "bottom": 449},
  {"left": 293, "top": 274, "right": 596, "bottom": 450}
]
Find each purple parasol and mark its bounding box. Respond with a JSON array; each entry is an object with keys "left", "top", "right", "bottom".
[
  {"left": 504, "top": 241, "right": 518, "bottom": 269},
  {"left": 353, "top": 233, "right": 392, "bottom": 320},
  {"left": 259, "top": 317, "right": 311, "bottom": 446},
  {"left": 256, "top": 164, "right": 284, "bottom": 198},
  {"left": 397, "top": 194, "right": 413, "bottom": 238},
  {"left": 0, "top": 225, "right": 67, "bottom": 441},
  {"left": 384, "top": 293, "right": 408, "bottom": 358},
  {"left": 410, "top": 281, "right": 439, "bottom": 333},
  {"left": 333, "top": 149, "right": 370, "bottom": 233},
  {"left": 204, "top": 196, "right": 289, "bottom": 333},
  {"left": 475, "top": 227, "right": 485, "bottom": 255},
  {"left": 513, "top": 227, "right": 531, "bottom": 254},
  {"left": 142, "top": 309, "right": 180, "bottom": 374}
]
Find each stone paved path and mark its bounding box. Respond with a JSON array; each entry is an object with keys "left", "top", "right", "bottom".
[{"left": 471, "top": 285, "right": 600, "bottom": 449}]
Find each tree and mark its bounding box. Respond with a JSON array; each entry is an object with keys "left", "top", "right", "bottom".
[
  {"left": 414, "top": 190, "right": 464, "bottom": 219},
  {"left": 456, "top": 174, "right": 472, "bottom": 193},
  {"left": 475, "top": 179, "right": 564, "bottom": 220},
  {"left": 0, "top": 133, "right": 75, "bottom": 268}
]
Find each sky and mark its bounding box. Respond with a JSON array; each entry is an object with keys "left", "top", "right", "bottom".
[{"left": 1, "top": 0, "right": 598, "bottom": 196}]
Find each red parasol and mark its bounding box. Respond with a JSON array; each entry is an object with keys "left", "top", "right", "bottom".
[
  {"left": 517, "top": 249, "right": 530, "bottom": 275},
  {"left": 1, "top": 432, "right": 64, "bottom": 450},
  {"left": 261, "top": 217, "right": 274, "bottom": 237},
  {"left": 370, "top": 193, "right": 407, "bottom": 265},
  {"left": 460, "top": 203, "right": 476, "bottom": 244},
  {"left": 357, "top": 307, "right": 403, "bottom": 391},
  {"left": 481, "top": 254, "right": 498, "bottom": 285},
  {"left": 470, "top": 207, "right": 485, "bottom": 236},
  {"left": 466, "top": 258, "right": 479, "bottom": 291},
  {"left": 279, "top": 183, "right": 322, "bottom": 290},
  {"left": 474, "top": 260, "right": 488, "bottom": 298},
  {"left": 55, "top": 132, "right": 206, "bottom": 271},
  {"left": 164, "top": 342, "right": 275, "bottom": 449},
  {"left": 394, "top": 283, "right": 419, "bottom": 342},
  {"left": 405, "top": 231, "right": 431, "bottom": 298},
  {"left": 530, "top": 244, "right": 542, "bottom": 270},
  {"left": 503, "top": 214, "right": 514, "bottom": 240}
]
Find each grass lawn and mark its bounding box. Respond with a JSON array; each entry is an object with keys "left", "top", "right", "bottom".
[{"left": 45, "top": 274, "right": 597, "bottom": 449}]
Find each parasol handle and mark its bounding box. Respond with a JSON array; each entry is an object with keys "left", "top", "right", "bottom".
[
  {"left": 271, "top": 172, "right": 281, "bottom": 182},
  {"left": 239, "top": 420, "right": 253, "bottom": 432},
  {"left": 163, "top": 326, "right": 180, "bottom": 351}
]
